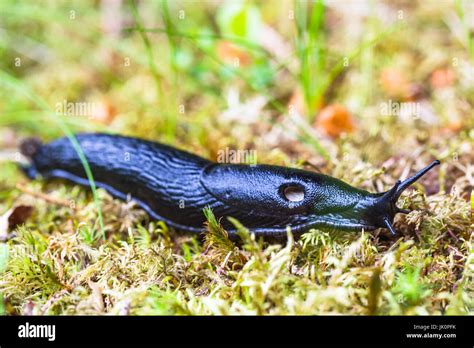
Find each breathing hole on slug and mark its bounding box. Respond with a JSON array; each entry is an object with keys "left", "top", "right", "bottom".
[{"left": 282, "top": 185, "right": 305, "bottom": 202}]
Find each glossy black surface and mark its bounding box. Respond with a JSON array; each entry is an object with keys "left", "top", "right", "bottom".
[{"left": 22, "top": 133, "right": 438, "bottom": 237}]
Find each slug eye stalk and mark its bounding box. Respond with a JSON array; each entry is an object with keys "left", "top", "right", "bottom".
[{"left": 379, "top": 160, "right": 440, "bottom": 235}]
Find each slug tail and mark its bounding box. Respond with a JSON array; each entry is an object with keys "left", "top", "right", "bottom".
[
  {"left": 19, "top": 137, "right": 43, "bottom": 179},
  {"left": 20, "top": 137, "right": 43, "bottom": 159}
]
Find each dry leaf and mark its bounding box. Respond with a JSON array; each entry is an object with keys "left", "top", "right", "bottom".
[
  {"left": 0, "top": 205, "right": 33, "bottom": 241},
  {"left": 7, "top": 205, "right": 33, "bottom": 227},
  {"left": 315, "top": 104, "right": 354, "bottom": 138}
]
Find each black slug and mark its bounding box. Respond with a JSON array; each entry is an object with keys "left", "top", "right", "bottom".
[{"left": 20, "top": 133, "right": 440, "bottom": 237}]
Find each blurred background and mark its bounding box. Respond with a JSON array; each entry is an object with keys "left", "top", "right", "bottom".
[{"left": 1, "top": 0, "right": 472, "bottom": 169}]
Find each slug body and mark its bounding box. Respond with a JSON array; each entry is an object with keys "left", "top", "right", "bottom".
[{"left": 21, "top": 134, "right": 440, "bottom": 237}]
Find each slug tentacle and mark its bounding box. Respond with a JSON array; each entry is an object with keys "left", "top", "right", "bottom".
[
  {"left": 19, "top": 133, "right": 440, "bottom": 238},
  {"left": 371, "top": 160, "right": 441, "bottom": 235},
  {"left": 393, "top": 160, "right": 441, "bottom": 201},
  {"left": 383, "top": 217, "right": 397, "bottom": 236}
]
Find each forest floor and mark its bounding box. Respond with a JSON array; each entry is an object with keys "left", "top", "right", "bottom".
[{"left": 0, "top": 0, "right": 472, "bottom": 315}]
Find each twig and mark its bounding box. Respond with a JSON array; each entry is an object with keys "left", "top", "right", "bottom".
[{"left": 15, "top": 183, "right": 76, "bottom": 210}]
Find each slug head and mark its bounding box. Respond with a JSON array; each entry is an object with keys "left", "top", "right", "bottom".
[
  {"left": 201, "top": 160, "right": 440, "bottom": 236},
  {"left": 363, "top": 160, "right": 440, "bottom": 235}
]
